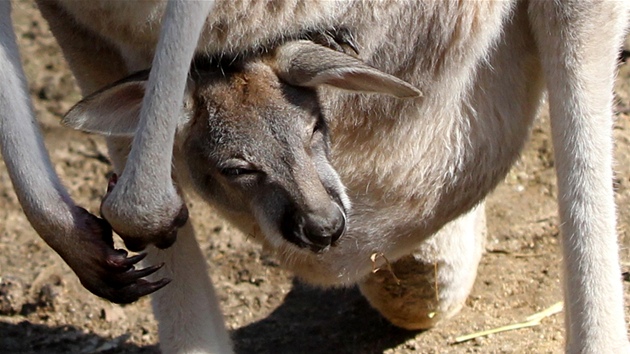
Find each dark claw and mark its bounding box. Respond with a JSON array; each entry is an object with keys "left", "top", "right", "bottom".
[
  {"left": 68, "top": 206, "right": 173, "bottom": 305},
  {"left": 134, "top": 278, "right": 172, "bottom": 298},
  {"left": 117, "top": 263, "right": 165, "bottom": 285},
  {"left": 114, "top": 278, "right": 172, "bottom": 304},
  {"left": 107, "top": 252, "right": 147, "bottom": 269}
]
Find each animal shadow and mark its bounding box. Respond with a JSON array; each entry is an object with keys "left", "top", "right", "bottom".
[
  {"left": 232, "top": 279, "right": 420, "bottom": 354},
  {"left": 0, "top": 321, "right": 158, "bottom": 354}
]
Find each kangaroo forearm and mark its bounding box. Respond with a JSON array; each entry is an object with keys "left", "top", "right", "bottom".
[
  {"left": 0, "top": 1, "right": 75, "bottom": 240},
  {"left": 98, "top": 1, "right": 214, "bottom": 243},
  {"left": 123, "top": 0, "right": 216, "bottom": 187}
]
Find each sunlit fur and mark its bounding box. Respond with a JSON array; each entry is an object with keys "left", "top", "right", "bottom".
[
  {"left": 63, "top": 42, "right": 419, "bottom": 353},
  {"left": 1, "top": 1, "right": 628, "bottom": 353}
]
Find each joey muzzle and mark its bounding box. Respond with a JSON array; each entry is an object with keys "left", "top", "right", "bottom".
[{"left": 281, "top": 203, "right": 346, "bottom": 252}]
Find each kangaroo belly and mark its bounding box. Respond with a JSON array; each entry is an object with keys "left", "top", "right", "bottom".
[
  {"left": 54, "top": 0, "right": 351, "bottom": 67},
  {"left": 277, "top": 2, "right": 545, "bottom": 286},
  {"left": 55, "top": 0, "right": 539, "bottom": 286}
]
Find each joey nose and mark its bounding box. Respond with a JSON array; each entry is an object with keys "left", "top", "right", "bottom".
[{"left": 302, "top": 205, "right": 346, "bottom": 251}]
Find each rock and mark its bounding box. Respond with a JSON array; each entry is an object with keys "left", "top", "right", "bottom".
[
  {"left": 0, "top": 275, "right": 26, "bottom": 315},
  {"left": 101, "top": 304, "right": 127, "bottom": 323}
]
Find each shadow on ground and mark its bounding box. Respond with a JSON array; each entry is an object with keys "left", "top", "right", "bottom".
[
  {"left": 0, "top": 320, "right": 158, "bottom": 354},
  {"left": 232, "top": 279, "right": 420, "bottom": 354},
  {"left": 1, "top": 279, "right": 419, "bottom": 354}
]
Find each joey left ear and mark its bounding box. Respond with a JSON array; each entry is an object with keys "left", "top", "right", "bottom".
[
  {"left": 63, "top": 71, "right": 195, "bottom": 137},
  {"left": 63, "top": 72, "right": 150, "bottom": 137},
  {"left": 271, "top": 40, "right": 421, "bottom": 98}
]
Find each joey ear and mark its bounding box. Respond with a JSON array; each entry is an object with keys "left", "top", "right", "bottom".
[
  {"left": 63, "top": 76, "right": 148, "bottom": 137},
  {"left": 271, "top": 40, "right": 421, "bottom": 98},
  {"left": 63, "top": 71, "right": 195, "bottom": 137}
]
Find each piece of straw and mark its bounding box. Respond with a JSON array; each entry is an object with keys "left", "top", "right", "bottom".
[
  {"left": 454, "top": 301, "right": 563, "bottom": 344},
  {"left": 370, "top": 252, "right": 401, "bottom": 285}
]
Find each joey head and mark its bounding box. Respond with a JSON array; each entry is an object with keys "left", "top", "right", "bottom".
[{"left": 63, "top": 40, "right": 420, "bottom": 253}]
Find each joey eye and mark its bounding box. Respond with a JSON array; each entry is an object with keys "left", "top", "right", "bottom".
[
  {"left": 220, "top": 167, "right": 256, "bottom": 177},
  {"left": 219, "top": 160, "right": 260, "bottom": 178}
]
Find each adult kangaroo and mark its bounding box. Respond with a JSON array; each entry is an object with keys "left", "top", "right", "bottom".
[{"left": 0, "top": 1, "right": 628, "bottom": 353}]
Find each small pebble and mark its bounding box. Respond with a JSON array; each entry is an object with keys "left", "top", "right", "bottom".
[{"left": 0, "top": 275, "right": 26, "bottom": 315}]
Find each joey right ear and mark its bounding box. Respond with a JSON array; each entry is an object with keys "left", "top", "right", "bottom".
[
  {"left": 62, "top": 73, "right": 150, "bottom": 137},
  {"left": 271, "top": 40, "right": 421, "bottom": 98}
]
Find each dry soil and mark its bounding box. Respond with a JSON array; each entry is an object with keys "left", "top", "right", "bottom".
[{"left": 1, "top": 2, "right": 630, "bottom": 353}]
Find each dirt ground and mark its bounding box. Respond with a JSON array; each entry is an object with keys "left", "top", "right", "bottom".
[{"left": 1, "top": 1, "right": 630, "bottom": 353}]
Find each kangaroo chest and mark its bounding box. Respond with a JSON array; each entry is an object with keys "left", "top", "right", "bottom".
[{"left": 328, "top": 0, "right": 540, "bottom": 239}]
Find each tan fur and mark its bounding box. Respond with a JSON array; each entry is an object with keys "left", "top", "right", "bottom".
[{"left": 2, "top": 1, "right": 627, "bottom": 353}]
